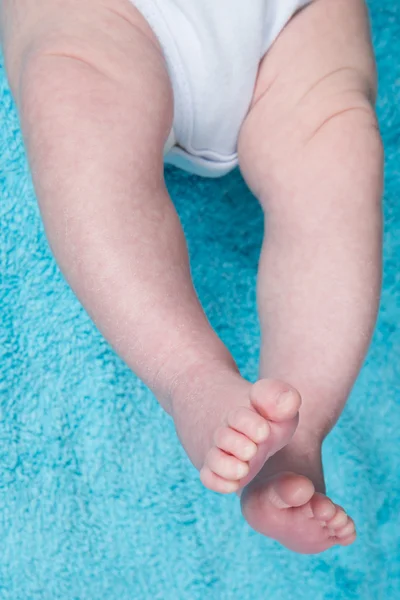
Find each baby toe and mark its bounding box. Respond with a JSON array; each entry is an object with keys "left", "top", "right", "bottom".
[
  {"left": 214, "top": 426, "right": 258, "bottom": 462},
  {"left": 338, "top": 531, "right": 357, "bottom": 546},
  {"left": 227, "top": 406, "right": 270, "bottom": 444},
  {"left": 205, "top": 446, "right": 249, "bottom": 481},
  {"left": 200, "top": 465, "right": 241, "bottom": 494}
]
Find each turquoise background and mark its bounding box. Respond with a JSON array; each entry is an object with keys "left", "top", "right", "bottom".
[{"left": 0, "top": 1, "right": 399, "bottom": 598}]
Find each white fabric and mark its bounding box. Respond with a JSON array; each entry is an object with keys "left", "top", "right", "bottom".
[{"left": 130, "top": 0, "right": 311, "bottom": 177}]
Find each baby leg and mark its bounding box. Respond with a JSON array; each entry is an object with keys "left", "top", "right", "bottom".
[
  {"left": 238, "top": 0, "right": 383, "bottom": 553},
  {"left": 1, "top": 0, "right": 301, "bottom": 494}
]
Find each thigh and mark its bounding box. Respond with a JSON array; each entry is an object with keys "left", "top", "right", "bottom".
[
  {"left": 238, "top": 0, "right": 378, "bottom": 198},
  {"left": 1, "top": 0, "right": 173, "bottom": 183},
  {"left": 0, "top": 0, "right": 167, "bottom": 100}
]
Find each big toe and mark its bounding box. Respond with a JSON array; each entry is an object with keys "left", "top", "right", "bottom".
[
  {"left": 261, "top": 472, "right": 315, "bottom": 509},
  {"left": 249, "top": 380, "right": 301, "bottom": 459},
  {"left": 241, "top": 472, "right": 315, "bottom": 538},
  {"left": 241, "top": 472, "right": 355, "bottom": 554},
  {"left": 242, "top": 472, "right": 315, "bottom": 524},
  {"left": 250, "top": 380, "right": 302, "bottom": 423}
]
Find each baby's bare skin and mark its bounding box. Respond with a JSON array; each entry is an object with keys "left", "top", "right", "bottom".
[{"left": 0, "top": 0, "right": 383, "bottom": 554}]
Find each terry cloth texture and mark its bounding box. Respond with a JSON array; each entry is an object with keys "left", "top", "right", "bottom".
[{"left": 0, "top": 0, "right": 399, "bottom": 598}]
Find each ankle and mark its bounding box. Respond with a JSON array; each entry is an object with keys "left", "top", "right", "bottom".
[
  {"left": 167, "top": 356, "right": 246, "bottom": 470},
  {"left": 147, "top": 338, "right": 238, "bottom": 415},
  {"left": 262, "top": 430, "right": 326, "bottom": 494},
  {"left": 287, "top": 425, "right": 325, "bottom": 454},
  {"left": 168, "top": 353, "right": 241, "bottom": 417}
]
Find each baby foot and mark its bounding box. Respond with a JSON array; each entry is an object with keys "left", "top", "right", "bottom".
[
  {"left": 241, "top": 472, "right": 356, "bottom": 554},
  {"left": 199, "top": 380, "right": 302, "bottom": 494}
]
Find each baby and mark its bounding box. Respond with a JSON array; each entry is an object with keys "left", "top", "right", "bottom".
[{"left": 0, "top": 0, "right": 383, "bottom": 554}]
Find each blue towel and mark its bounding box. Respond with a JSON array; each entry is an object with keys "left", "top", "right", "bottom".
[{"left": 0, "top": 1, "right": 399, "bottom": 598}]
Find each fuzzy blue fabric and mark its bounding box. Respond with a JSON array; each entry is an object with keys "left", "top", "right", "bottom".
[{"left": 0, "top": 1, "right": 399, "bottom": 598}]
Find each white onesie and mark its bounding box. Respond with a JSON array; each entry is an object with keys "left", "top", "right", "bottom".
[{"left": 129, "top": 0, "right": 311, "bottom": 177}]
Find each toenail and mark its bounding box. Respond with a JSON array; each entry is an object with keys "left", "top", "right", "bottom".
[
  {"left": 276, "top": 390, "right": 294, "bottom": 405},
  {"left": 244, "top": 443, "right": 257, "bottom": 460},
  {"left": 237, "top": 462, "right": 249, "bottom": 479},
  {"left": 256, "top": 422, "right": 270, "bottom": 440}
]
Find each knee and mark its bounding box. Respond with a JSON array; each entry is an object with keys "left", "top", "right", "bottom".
[
  {"left": 238, "top": 68, "right": 383, "bottom": 204},
  {"left": 293, "top": 67, "right": 381, "bottom": 154},
  {"left": 2, "top": 18, "right": 99, "bottom": 101}
]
